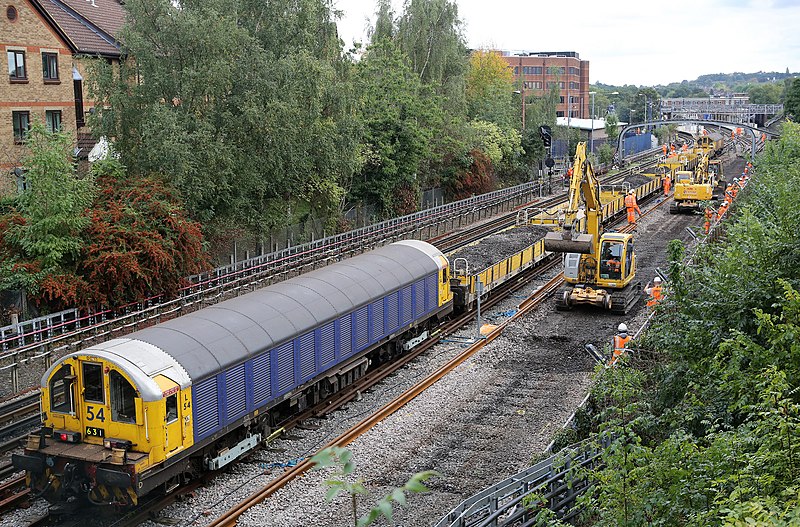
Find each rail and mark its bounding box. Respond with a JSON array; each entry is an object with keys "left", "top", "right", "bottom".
[
  {"left": 436, "top": 150, "right": 756, "bottom": 527},
  {"left": 0, "top": 151, "right": 664, "bottom": 394}
]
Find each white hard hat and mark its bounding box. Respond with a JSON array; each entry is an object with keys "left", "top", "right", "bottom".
[
  {"left": 654, "top": 276, "right": 662, "bottom": 283},
  {"left": 618, "top": 323, "right": 628, "bottom": 333},
  {"left": 628, "top": 189, "right": 634, "bottom": 194}
]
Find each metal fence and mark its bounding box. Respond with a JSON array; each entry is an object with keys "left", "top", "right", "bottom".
[
  {"left": 0, "top": 180, "right": 548, "bottom": 393},
  {"left": 435, "top": 440, "right": 604, "bottom": 527}
]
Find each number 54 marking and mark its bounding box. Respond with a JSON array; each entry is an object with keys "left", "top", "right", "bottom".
[{"left": 86, "top": 405, "right": 106, "bottom": 422}]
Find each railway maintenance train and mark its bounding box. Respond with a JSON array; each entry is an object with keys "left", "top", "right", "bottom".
[
  {"left": 13, "top": 240, "right": 454, "bottom": 508},
  {"left": 12, "top": 164, "right": 667, "bottom": 509}
]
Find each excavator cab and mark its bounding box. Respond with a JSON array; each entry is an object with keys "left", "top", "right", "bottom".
[{"left": 599, "top": 240, "right": 623, "bottom": 280}]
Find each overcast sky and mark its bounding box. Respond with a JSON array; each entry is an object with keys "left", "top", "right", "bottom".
[{"left": 333, "top": 0, "right": 800, "bottom": 86}]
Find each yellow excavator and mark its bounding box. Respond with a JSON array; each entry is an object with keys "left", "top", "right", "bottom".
[
  {"left": 543, "top": 143, "right": 641, "bottom": 314},
  {"left": 670, "top": 152, "right": 719, "bottom": 214}
]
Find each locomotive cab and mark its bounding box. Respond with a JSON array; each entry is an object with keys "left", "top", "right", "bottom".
[{"left": 13, "top": 341, "right": 193, "bottom": 506}]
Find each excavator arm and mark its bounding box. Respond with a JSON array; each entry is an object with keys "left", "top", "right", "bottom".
[{"left": 544, "top": 142, "right": 601, "bottom": 255}]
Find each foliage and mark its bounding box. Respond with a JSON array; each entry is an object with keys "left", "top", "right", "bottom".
[
  {"left": 466, "top": 49, "right": 514, "bottom": 128},
  {"left": 6, "top": 122, "right": 94, "bottom": 271},
  {"left": 89, "top": 0, "right": 359, "bottom": 236},
  {"left": 597, "top": 143, "right": 614, "bottom": 166},
  {"left": 464, "top": 120, "right": 521, "bottom": 167},
  {"left": 578, "top": 122, "right": 800, "bottom": 526},
  {"left": 0, "top": 135, "right": 207, "bottom": 310},
  {"left": 311, "top": 446, "right": 439, "bottom": 526},
  {"left": 351, "top": 39, "right": 438, "bottom": 217},
  {"left": 395, "top": 0, "right": 467, "bottom": 107},
  {"left": 785, "top": 78, "right": 800, "bottom": 120},
  {"left": 79, "top": 159, "right": 208, "bottom": 305},
  {"left": 0, "top": 123, "right": 95, "bottom": 305},
  {"left": 604, "top": 113, "right": 620, "bottom": 145},
  {"left": 445, "top": 149, "right": 494, "bottom": 200}
]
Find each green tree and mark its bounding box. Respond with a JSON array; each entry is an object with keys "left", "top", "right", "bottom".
[
  {"left": 6, "top": 122, "right": 94, "bottom": 271},
  {"left": 605, "top": 113, "right": 620, "bottom": 145},
  {"left": 395, "top": 0, "right": 467, "bottom": 103},
  {"left": 464, "top": 120, "right": 521, "bottom": 167},
  {"left": 352, "top": 39, "right": 438, "bottom": 216},
  {"left": 89, "top": 0, "right": 359, "bottom": 236},
  {"left": 465, "top": 49, "right": 514, "bottom": 128},
  {"left": 785, "top": 78, "right": 800, "bottom": 119}
]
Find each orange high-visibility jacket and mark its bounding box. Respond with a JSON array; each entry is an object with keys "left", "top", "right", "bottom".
[{"left": 624, "top": 194, "right": 641, "bottom": 213}]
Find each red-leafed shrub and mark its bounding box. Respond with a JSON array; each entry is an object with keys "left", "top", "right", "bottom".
[
  {"left": 446, "top": 149, "right": 496, "bottom": 201},
  {"left": 79, "top": 161, "right": 209, "bottom": 305}
]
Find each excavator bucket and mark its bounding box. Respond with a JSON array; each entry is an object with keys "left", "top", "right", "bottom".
[{"left": 544, "top": 231, "right": 594, "bottom": 254}]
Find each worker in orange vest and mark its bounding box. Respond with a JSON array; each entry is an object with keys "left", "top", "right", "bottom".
[
  {"left": 662, "top": 144, "right": 668, "bottom": 156},
  {"left": 662, "top": 173, "right": 671, "bottom": 196},
  {"left": 670, "top": 143, "right": 676, "bottom": 154},
  {"left": 718, "top": 201, "right": 729, "bottom": 218},
  {"left": 645, "top": 277, "right": 663, "bottom": 307},
  {"left": 703, "top": 207, "right": 713, "bottom": 234},
  {"left": 610, "top": 323, "right": 631, "bottom": 366},
  {"left": 682, "top": 143, "right": 688, "bottom": 152},
  {"left": 624, "top": 190, "right": 641, "bottom": 225}
]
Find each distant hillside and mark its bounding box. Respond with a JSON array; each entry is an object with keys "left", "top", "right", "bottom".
[{"left": 694, "top": 70, "right": 796, "bottom": 89}]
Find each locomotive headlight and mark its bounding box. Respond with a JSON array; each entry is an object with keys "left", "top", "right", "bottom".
[{"left": 103, "top": 438, "right": 132, "bottom": 450}]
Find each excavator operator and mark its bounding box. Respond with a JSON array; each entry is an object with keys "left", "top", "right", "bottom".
[{"left": 600, "top": 243, "right": 622, "bottom": 280}]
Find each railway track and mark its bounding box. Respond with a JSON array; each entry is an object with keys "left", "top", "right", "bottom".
[
  {"left": 0, "top": 153, "right": 662, "bottom": 403},
  {"left": 193, "top": 192, "right": 673, "bottom": 527},
  {"left": 3, "top": 155, "right": 667, "bottom": 525}
]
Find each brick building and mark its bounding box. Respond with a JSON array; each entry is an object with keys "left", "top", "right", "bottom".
[
  {"left": 1, "top": 0, "right": 123, "bottom": 195},
  {"left": 500, "top": 51, "right": 590, "bottom": 120}
]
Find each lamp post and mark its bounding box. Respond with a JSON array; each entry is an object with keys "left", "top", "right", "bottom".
[
  {"left": 513, "top": 89, "right": 525, "bottom": 130},
  {"left": 638, "top": 92, "right": 648, "bottom": 132},
  {"left": 589, "top": 91, "right": 596, "bottom": 154}
]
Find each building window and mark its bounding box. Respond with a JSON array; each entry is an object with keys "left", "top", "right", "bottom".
[
  {"left": 7, "top": 50, "right": 26, "bottom": 80},
  {"left": 560, "top": 82, "right": 565, "bottom": 89},
  {"left": 74, "top": 79, "right": 85, "bottom": 127},
  {"left": 513, "top": 66, "right": 519, "bottom": 75},
  {"left": 559, "top": 96, "right": 565, "bottom": 103},
  {"left": 570, "top": 82, "right": 579, "bottom": 90},
  {"left": 569, "top": 67, "right": 580, "bottom": 75},
  {"left": 521, "top": 66, "right": 543, "bottom": 75},
  {"left": 12, "top": 111, "right": 30, "bottom": 143},
  {"left": 556, "top": 111, "right": 565, "bottom": 117},
  {"left": 6, "top": 5, "right": 17, "bottom": 21},
  {"left": 45, "top": 110, "right": 62, "bottom": 132},
  {"left": 42, "top": 53, "right": 59, "bottom": 81}
]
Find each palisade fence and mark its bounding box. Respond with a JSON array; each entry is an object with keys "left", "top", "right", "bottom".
[
  {"left": 434, "top": 437, "right": 608, "bottom": 527},
  {"left": 0, "top": 180, "right": 547, "bottom": 394}
]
